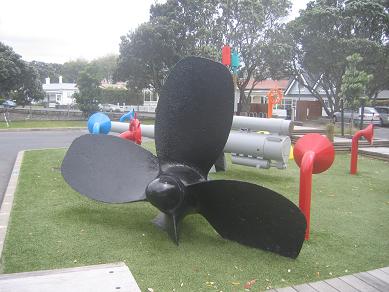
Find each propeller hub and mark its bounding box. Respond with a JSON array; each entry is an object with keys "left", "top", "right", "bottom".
[{"left": 146, "top": 175, "right": 185, "bottom": 213}]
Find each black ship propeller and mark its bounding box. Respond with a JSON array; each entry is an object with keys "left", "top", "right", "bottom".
[{"left": 61, "top": 57, "right": 306, "bottom": 258}]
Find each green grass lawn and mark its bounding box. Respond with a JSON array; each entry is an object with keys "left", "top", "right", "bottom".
[
  {"left": 1, "top": 143, "right": 388, "bottom": 291},
  {"left": 0, "top": 119, "right": 154, "bottom": 129},
  {"left": 0, "top": 120, "right": 86, "bottom": 129}
]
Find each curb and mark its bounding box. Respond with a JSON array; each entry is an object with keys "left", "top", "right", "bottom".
[
  {"left": 0, "top": 151, "right": 24, "bottom": 255},
  {"left": 0, "top": 127, "right": 86, "bottom": 133}
]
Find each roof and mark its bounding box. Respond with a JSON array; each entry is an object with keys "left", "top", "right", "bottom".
[
  {"left": 245, "top": 79, "right": 289, "bottom": 90},
  {"left": 376, "top": 90, "right": 389, "bottom": 99},
  {"left": 42, "top": 83, "right": 77, "bottom": 91}
]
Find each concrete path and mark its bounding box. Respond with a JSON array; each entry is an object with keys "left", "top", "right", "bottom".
[
  {"left": 0, "top": 130, "right": 87, "bottom": 203},
  {"left": 0, "top": 262, "right": 140, "bottom": 292}
]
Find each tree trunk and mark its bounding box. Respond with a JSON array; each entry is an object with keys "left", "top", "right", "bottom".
[
  {"left": 350, "top": 111, "right": 354, "bottom": 135},
  {"left": 238, "top": 89, "right": 250, "bottom": 115}
]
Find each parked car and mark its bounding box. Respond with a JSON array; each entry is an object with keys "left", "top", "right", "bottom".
[
  {"left": 99, "top": 103, "right": 124, "bottom": 112},
  {"left": 333, "top": 107, "right": 381, "bottom": 125},
  {"left": 375, "top": 106, "right": 389, "bottom": 126},
  {"left": 2, "top": 99, "right": 17, "bottom": 108}
]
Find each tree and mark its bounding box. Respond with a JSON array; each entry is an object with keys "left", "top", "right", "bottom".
[
  {"left": 74, "top": 69, "right": 101, "bottom": 116},
  {"left": 0, "top": 42, "right": 44, "bottom": 104},
  {"left": 29, "top": 61, "right": 63, "bottom": 83},
  {"left": 62, "top": 59, "right": 89, "bottom": 83},
  {"left": 100, "top": 87, "right": 142, "bottom": 105},
  {"left": 340, "top": 53, "right": 373, "bottom": 110},
  {"left": 11, "top": 64, "right": 45, "bottom": 107},
  {"left": 116, "top": 21, "right": 181, "bottom": 95},
  {"left": 217, "top": 0, "right": 291, "bottom": 113},
  {"left": 89, "top": 55, "right": 118, "bottom": 83},
  {"left": 0, "top": 42, "right": 25, "bottom": 97},
  {"left": 116, "top": 0, "right": 290, "bottom": 113},
  {"left": 287, "top": 0, "right": 388, "bottom": 117}
]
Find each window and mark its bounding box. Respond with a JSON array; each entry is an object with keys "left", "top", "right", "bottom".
[
  {"left": 152, "top": 92, "right": 158, "bottom": 101},
  {"left": 276, "top": 98, "right": 292, "bottom": 110},
  {"left": 144, "top": 91, "right": 151, "bottom": 102}
]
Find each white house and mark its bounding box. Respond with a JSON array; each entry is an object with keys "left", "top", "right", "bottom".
[{"left": 42, "top": 76, "right": 78, "bottom": 106}]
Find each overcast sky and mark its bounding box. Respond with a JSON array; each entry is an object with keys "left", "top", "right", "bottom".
[{"left": 0, "top": 0, "right": 309, "bottom": 64}]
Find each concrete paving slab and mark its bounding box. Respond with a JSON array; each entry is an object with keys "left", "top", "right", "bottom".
[
  {"left": 359, "top": 147, "right": 389, "bottom": 155},
  {"left": 0, "top": 262, "right": 140, "bottom": 292}
]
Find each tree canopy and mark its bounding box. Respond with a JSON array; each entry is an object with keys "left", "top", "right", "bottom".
[
  {"left": 340, "top": 53, "right": 373, "bottom": 109},
  {"left": 29, "top": 61, "right": 62, "bottom": 83},
  {"left": 116, "top": 0, "right": 291, "bottom": 113},
  {"left": 287, "top": 0, "right": 389, "bottom": 116},
  {"left": 0, "top": 42, "right": 44, "bottom": 105},
  {"left": 74, "top": 69, "right": 101, "bottom": 116}
]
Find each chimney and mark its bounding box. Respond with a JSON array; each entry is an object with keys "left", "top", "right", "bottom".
[
  {"left": 45, "top": 77, "right": 50, "bottom": 84},
  {"left": 59, "top": 76, "right": 63, "bottom": 84}
]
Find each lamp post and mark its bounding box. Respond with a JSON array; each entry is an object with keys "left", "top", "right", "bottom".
[{"left": 341, "top": 98, "right": 344, "bottom": 137}]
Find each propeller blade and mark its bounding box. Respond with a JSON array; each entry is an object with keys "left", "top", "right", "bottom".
[
  {"left": 188, "top": 180, "right": 306, "bottom": 258},
  {"left": 61, "top": 134, "right": 159, "bottom": 203},
  {"left": 155, "top": 56, "right": 234, "bottom": 177}
]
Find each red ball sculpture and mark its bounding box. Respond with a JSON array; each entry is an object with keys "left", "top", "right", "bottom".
[{"left": 294, "top": 133, "right": 335, "bottom": 240}]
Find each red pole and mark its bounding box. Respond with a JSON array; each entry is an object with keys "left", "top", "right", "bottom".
[
  {"left": 294, "top": 133, "right": 335, "bottom": 240},
  {"left": 350, "top": 124, "right": 374, "bottom": 175},
  {"left": 299, "top": 151, "right": 315, "bottom": 240},
  {"left": 350, "top": 134, "right": 360, "bottom": 175}
]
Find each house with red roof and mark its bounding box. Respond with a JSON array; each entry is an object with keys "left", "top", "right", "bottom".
[{"left": 244, "top": 77, "right": 325, "bottom": 121}]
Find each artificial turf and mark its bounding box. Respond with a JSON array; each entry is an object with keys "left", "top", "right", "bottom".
[
  {"left": 0, "top": 119, "right": 155, "bottom": 129},
  {"left": 1, "top": 143, "right": 388, "bottom": 291},
  {"left": 0, "top": 120, "right": 87, "bottom": 129}
]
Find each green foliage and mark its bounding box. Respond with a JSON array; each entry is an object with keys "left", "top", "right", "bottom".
[
  {"left": 287, "top": 0, "right": 388, "bottom": 116},
  {"left": 74, "top": 70, "right": 101, "bottom": 116},
  {"left": 30, "top": 56, "right": 118, "bottom": 85},
  {"left": 116, "top": 21, "right": 180, "bottom": 94},
  {"left": 0, "top": 42, "right": 25, "bottom": 97},
  {"left": 29, "top": 61, "right": 63, "bottom": 83},
  {"left": 89, "top": 55, "right": 117, "bottom": 83},
  {"left": 116, "top": 0, "right": 291, "bottom": 112},
  {"left": 100, "top": 87, "right": 142, "bottom": 105},
  {"left": 62, "top": 59, "right": 89, "bottom": 83},
  {"left": 340, "top": 53, "right": 373, "bottom": 109},
  {"left": 218, "top": 0, "right": 291, "bottom": 112},
  {"left": 0, "top": 42, "right": 44, "bottom": 105},
  {"left": 0, "top": 120, "right": 86, "bottom": 129}
]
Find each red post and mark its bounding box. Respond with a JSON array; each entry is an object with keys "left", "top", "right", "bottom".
[
  {"left": 294, "top": 134, "right": 335, "bottom": 240},
  {"left": 350, "top": 124, "right": 374, "bottom": 174},
  {"left": 299, "top": 151, "right": 315, "bottom": 240}
]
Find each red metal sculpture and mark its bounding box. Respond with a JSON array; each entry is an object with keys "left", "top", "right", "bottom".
[
  {"left": 221, "top": 45, "right": 231, "bottom": 66},
  {"left": 119, "top": 116, "right": 142, "bottom": 145},
  {"left": 350, "top": 124, "right": 374, "bottom": 174},
  {"left": 294, "top": 134, "right": 335, "bottom": 240},
  {"left": 267, "top": 88, "right": 283, "bottom": 118}
]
